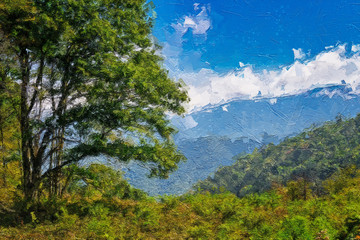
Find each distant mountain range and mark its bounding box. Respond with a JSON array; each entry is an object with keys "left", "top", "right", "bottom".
[
  {"left": 124, "top": 84, "right": 360, "bottom": 195},
  {"left": 196, "top": 112, "right": 360, "bottom": 197},
  {"left": 171, "top": 84, "right": 359, "bottom": 141},
  {"left": 124, "top": 136, "right": 260, "bottom": 195}
]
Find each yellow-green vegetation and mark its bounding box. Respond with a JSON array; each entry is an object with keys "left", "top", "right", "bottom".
[
  {"left": 1, "top": 163, "right": 360, "bottom": 239},
  {"left": 197, "top": 114, "right": 360, "bottom": 198},
  {"left": 1, "top": 116, "right": 360, "bottom": 239},
  {"left": 0, "top": 0, "right": 188, "bottom": 202},
  {"left": 1, "top": 0, "right": 360, "bottom": 239}
]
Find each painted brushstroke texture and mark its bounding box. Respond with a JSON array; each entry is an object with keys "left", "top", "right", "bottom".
[
  {"left": 126, "top": 89, "right": 360, "bottom": 195},
  {"left": 180, "top": 45, "right": 360, "bottom": 112},
  {"left": 153, "top": 0, "right": 360, "bottom": 72},
  {"left": 122, "top": 1, "right": 360, "bottom": 195}
]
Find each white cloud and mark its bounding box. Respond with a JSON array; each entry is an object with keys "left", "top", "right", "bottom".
[
  {"left": 172, "top": 5, "right": 211, "bottom": 38},
  {"left": 269, "top": 98, "right": 277, "bottom": 105},
  {"left": 160, "top": 4, "right": 212, "bottom": 73},
  {"left": 194, "top": 3, "right": 200, "bottom": 11},
  {"left": 191, "top": 6, "right": 211, "bottom": 35},
  {"left": 175, "top": 44, "right": 360, "bottom": 112},
  {"left": 182, "top": 116, "right": 198, "bottom": 129},
  {"left": 184, "top": 16, "right": 197, "bottom": 27},
  {"left": 352, "top": 44, "right": 360, "bottom": 52},
  {"left": 292, "top": 48, "right": 306, "bottom": 60}
]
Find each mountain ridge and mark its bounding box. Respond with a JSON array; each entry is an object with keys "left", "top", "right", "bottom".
[
  {"left": 125, "top": 84, "right": 360, "bottom": 195},
  {"left": 196, "top": 113, "right": 360, "bottom": 197}
]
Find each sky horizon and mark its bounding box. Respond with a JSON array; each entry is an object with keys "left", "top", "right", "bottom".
[{"left": 150, "top": 0, "right": 360, "bottom": 112}]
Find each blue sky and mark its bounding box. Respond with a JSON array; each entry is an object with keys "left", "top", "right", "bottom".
[
  {"left": 150, "top": 0, "right": 360, "bottom": 111},
  {"left": 128, "top": 0, "right": 360, "bottom": 194}
]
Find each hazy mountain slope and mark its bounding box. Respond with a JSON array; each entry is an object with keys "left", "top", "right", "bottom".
[
  {"left": 196, "top": 113, "right": 360, "bottom": 197},
  {"left": 172, "top": 85, "right": 360, "bottom": 141},
  {"left": 124, "top": 85, "right": 360, "bottom": 195},
  {"left": 125, "top": 136, "right": 260, "bottom": 195}
]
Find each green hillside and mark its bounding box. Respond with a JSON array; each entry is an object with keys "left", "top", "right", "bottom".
[
  {"left": 2, "top": 0, "right": 360, "bottom": 238},
  {"left": 2, "top": 163, "right": 360, "bottom": 239},
  {"left": 2, "top": 115, "right": 360, "bottom": 238},
  {"left": 196, "top": 114, "right": 360, "bottom": 197}
]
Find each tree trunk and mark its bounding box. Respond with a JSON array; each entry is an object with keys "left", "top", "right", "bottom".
[
  {"left": 57, "top": 127, "right": 65, "bottom": 196},
  {"left": 19, "top": 49, "right": 33, "bottom": 201},
  {"left": 1, "top": 126, "right": 6, "bottom": 187}
]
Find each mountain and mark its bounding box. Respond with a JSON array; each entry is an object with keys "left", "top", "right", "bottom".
[
  {"left": 171, "top": 84, "right": 360, "bottom": 141},
  {"left": 124, "top": 136, "right": 260, "bottom": 195},
  {"left": 196, "top": 113, "right": 360, "bottom": 197},
  {"left": 124, "top": 84, "right": 360, "bottom": 195}
]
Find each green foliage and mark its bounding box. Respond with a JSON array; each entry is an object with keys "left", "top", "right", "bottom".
[
  {"left": 2, "top": 0, "right": 360, "bottom": 239},
  {"left": 55, "top": 207, "right": 79, "bottom": 231},
  {"left": 196, "top": 114, "right": 360, "bottom": 198},
  {"left": 277, "top": 215, "right": 312, "bottom": 240},
  {"left": 0, "top": 0, "right": 189, "bottom": 201},
  {"left": 64, "top": 163, "right": 147, "bottom": 201},
  {"left": 1, "top": 164, "right": 360, "bottom": 239},
  {"left": 1, "top": 93, "right": 360, "bottom": 239},
  {"left": 0, "top": 71, "right": 21, "bottom": 214}
]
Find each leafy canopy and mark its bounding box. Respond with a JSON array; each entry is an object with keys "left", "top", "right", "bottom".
[
  {"left": 196, "top": 114, "right": 360, "bottom": 197},
  {"left": 0, "top": 0, "right": 189, "bottom": 190}
]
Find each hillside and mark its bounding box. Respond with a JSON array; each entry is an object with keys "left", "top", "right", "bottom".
[
  {"left": 171, "top": 85, "right": 360, "bottom": 141},
  {"left": 2, "top": 164, "right": 360, "bottom": 239},
  {"left": 126, "top": 85, "right": 360, "bottom": 195},
  {"left": 2, "top": 114, "right": 360, "bottom": 239},
  {"left": 125, "top": 135, "right": 261, "bottom": 195},
  {"left": 196, "top": 114, "right": 360, "bottom": 197}
]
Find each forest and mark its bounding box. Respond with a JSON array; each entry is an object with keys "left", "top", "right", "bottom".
[
  {"left": 196, "top": 114, "right": 360, "bottom": 198},
  {"left": 1, "top": 0, "right": 360, "bottom": 239},
  {"left": 2, "top": 112, "right": 360, "bottom": 239}
]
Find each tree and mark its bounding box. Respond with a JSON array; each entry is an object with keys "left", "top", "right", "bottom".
[{"left": 0, "top": 0, "right": 188, "bottom": 201}]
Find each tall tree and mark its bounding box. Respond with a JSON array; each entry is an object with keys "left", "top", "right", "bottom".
[
  {"left": 0, "top": 10, "right": 20, "bottom": 189},
  {"left": 0, "top": 0, "right": 188, "bottom": 201}
]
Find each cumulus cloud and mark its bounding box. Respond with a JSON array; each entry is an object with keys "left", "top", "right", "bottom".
[
  {"left": 352, "top": 44, "right": 360, "bottom": 52},
  {"left": 194, "top": 3, "right": 200, "bottom": 11},
  {"left": 160, "top": 4, "right": 211, "bottom": 73},
  {"left": 172, "top": 5, "right": 211, "bottom": 37},
  {"left": 292, "top": 48, "right": 306, "bottom": 60},
  {"left": 176, "top": 44, "right": 360, "bottom": 112}
]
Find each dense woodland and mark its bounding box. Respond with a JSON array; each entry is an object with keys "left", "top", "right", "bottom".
[
  {"left": 0, "top": 0, "right": 189, "bottom": 202},
  {"left": 1, "top": 0, "right": 360, "bottom": 239},
  {"left": 1, "top": 115, "right": 360, "bottom": 239},
  {"left": 196, "top": 114, "right": 360, "bottom": 198}
]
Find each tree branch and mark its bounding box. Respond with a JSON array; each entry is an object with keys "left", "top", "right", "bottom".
[{"left": 28, "top": 52, "right": 45, "bottom": 115}]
